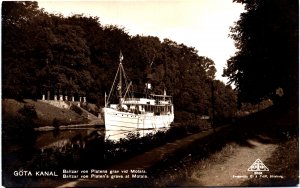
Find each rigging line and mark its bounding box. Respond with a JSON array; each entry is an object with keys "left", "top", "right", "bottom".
[
  {"left": 123, "top": 81, "right": 132, "bottom": 100},
  {"left": 120, "top": 63, "right": 129, "bottom": 87},
  {"left": 107, "top": 65, "right": 121, "bottom": 105},
  {"left": 120, "top": 63, "right": 132, "bottom": 97}
]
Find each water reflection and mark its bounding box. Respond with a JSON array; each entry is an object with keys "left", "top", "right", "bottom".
[
  {"left": 105, "top": 128, "right": 168, "bottom": 141},
  {"left": 36, "top": 127, "right": 168, "bottom": 150},
  {"left": 36, "top": 128, "right": 103, "bottom": 150}
]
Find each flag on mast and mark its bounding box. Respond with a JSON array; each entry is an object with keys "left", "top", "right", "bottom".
[{"left": 119, "top": 51, "right": 124, "bottom": 62}]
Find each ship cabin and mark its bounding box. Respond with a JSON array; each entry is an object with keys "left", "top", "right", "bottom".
[{"left": 110, "top": 94, "right": 173, "bottom": 115}]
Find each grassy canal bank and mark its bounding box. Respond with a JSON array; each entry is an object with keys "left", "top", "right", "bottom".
[
  {"left": 51, "top": 104, "right": 298, "bottom": 187},
  {"left": 146, "top": 105, "right": 299, "bottom": 187},
  {"left": 2, "top": 99, "right": 93, "bottom": 127},
  {"left": 103, "top": 105, "right": 298, "bottom": 187},
  {"left": 2, "top": 99, "right": 298, "bottom": 187}
]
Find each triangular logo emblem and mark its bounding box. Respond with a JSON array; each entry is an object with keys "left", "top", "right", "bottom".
[{"left": 248, "top": 158, "right": 269, "bottom": 171}]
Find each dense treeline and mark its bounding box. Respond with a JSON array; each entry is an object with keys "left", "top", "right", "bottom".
[
  {"left": 224, "top": 0, "right": 298, "bottom": 109},
  {"left": 2, "top": 1, "right": 237, "bottom": 123}
]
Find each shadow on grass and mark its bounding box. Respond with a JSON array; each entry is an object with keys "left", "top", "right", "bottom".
[
  {"left": 3, "top": 104, "right": 298, "bottom": 187},
  {"left": 241, "top": 136, "right": 299, "bottom": 187},
  {"left": 62, "top": 104, "right": 298, "bottom": 187},
  {"left": 125, "top": 105, "right": 298, "bottom": 187}
]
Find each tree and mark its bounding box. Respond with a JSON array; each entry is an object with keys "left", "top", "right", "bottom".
[
  {"left": 224, "top": 0, "right": 298, "bottom": 109},
  {"left": 212, "top": 81, "right": 237, "bottom": 123},
  {"left": 2, "top": 1, "right": 44, "bottom": 99},
  {"left": 2, "top": 2, "right": 238, "bottom": 124}
]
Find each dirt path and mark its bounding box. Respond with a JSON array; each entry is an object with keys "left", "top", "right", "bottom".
[{"left": 182, "top": 138, "right": 278, "bottom": 187}]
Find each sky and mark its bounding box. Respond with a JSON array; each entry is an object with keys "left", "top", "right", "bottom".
[{"left": 38, "top": 0, "right": 245, "bottom": 83}]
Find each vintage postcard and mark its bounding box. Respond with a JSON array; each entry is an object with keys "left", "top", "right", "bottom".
[{"left": 2, "top": 1, "right": 298, "bottom": 187}]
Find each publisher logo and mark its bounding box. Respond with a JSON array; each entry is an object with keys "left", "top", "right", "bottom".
[
  {"left": 248, "top": 158, "right": 269, "bottom": 175},
  {"left": 233, "top": 158, "right": 283, "bottom": 179}
]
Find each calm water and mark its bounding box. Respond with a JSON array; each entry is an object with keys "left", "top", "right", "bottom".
[{"left": 35, "top": 127, "right": 168, "bottom": 150}]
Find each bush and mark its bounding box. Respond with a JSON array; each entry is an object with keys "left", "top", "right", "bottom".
[
  {"left": 70, "top": 105, "right": 83, "bottom": 115},
  {"left": 52, "top": 118, "right": 60, "bottom": 128},
  {"left": 18, "top": 104, "right": 37, "bottom": 119},
  {"left": 80, "top": 103, "right": 99, "bottom": 116}
]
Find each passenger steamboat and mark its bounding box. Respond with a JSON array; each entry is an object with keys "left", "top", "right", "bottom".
[{"left": 103, "top": 53, "right": 174, "bottom": 131}]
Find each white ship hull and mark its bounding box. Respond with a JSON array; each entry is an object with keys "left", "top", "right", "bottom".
[
  {"left": 104, "top": 107, "right": 174, "bottom": 131},
  {"left": 103, "top": 53, "right": 174, "bottom": 134}
]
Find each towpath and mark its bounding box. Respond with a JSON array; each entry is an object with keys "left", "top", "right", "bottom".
[
  {"left": 57, "top": 125, "right": 231, "bottom": 187},
  {"left": 180, "top": 138, "right": 278, "bottom": 186}
]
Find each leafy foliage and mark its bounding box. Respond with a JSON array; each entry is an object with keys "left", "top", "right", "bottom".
[
  {"left": 224, "top": 0, "right": 298, "bottom": 108},
  {"left": 18, "top": 104, "right": 37, "bottom": 119},
  {"left": 2, "top": 1, "right": 237, "bottom": 122},
  {"left": 70, "top": 104, "right": 83, "bottom": 115}
]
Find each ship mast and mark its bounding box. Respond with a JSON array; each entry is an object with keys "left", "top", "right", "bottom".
[{"left": 118, "top": 51, "right": 124, "bottom": 109}]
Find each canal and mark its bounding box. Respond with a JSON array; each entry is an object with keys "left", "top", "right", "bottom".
[{"left": 35, "top": 127, "right": 168, "bottom": 150}]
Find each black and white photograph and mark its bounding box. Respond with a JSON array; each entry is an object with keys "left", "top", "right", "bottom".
[{"left": 1, "top": 0, "right": 299, "bottom": 187}]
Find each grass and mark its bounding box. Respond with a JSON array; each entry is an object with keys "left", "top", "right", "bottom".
[
  {"left": 2, "top": 99, "right": 88, "bottom": 127},
  {"left": 149, "top": 142, "right": 238, "bottom": 187},
  {"left": 242, "top": 136, "right": 299, "bottom": 186},
  {"left": 2, "top": 100, "right": 298, "bottom": 187},
  {"left": 142, "top": 135, "right": 298, "bottom": 187},
  {"left": 126, "top": 104, "right": 299, "bottom": 187}
]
